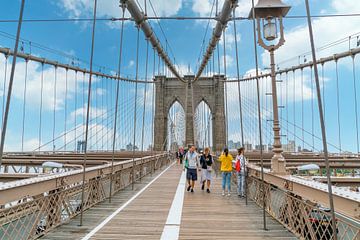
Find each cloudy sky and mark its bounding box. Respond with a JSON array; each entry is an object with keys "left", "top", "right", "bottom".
[{"left": 1, "top": 0, "right": 360, "bottom": 153}]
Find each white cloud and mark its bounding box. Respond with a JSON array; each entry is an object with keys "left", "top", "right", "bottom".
[
  {"left": 127, "top": 60, "right": 135, "bottom": 68},
  {"left": 222, "top": 54, "right": 234, "bottom": 68},
  {"left": 176, "top": 63, "right": 193, "bottom": 75},
  {"left": 58, "top": 0, "right": 183, "bottom": 19},
  {"left": 262, "top": 0, "right": 360, "bottom": 68},
  {"left": 0, "top": 56, "right": 90, "bottom": 111}
]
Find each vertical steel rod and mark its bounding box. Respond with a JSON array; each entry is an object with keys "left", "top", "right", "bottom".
[
  {"left": 79, "top": 0, "right": 98, "bottom": 226},
  {"left": 251, "top": 0, "right": 266, "bottom": 231},
  {"left": 304, "top": 1, "right": 337, "bottom": 239},
  {"left": 109, "top": 7, "right": 125, "bottom": 203},
  {"left": 132, "top": 27, "right": 140, "bottom": 190},
  {"left": 0, "top": 0, "right": 25, "bottom": 167}
]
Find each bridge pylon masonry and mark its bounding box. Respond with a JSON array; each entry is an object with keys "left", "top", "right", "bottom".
[{"left": 153, "top": 75, "right": 226, "bottom": 153}]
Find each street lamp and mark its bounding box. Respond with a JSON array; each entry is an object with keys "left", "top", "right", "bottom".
[{"left": 249, "top": 0, "right": 291, "bottom": 174}]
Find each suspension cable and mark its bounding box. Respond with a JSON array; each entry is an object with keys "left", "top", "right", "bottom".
[
  {"left": 223, "top": 29, "right": 228, "bottom": 146},
  {"left": 233, "top": 8, "right": 244, "bottom": 146},
  {"left": 352, "top": 55, "right": 360, "bottom": 154},
  {"left": 304, "top": 1, "right": 337, "bottom": 238},
  {"left": 38, "top": 63, "right": 44, "bottom": 151},
  {"left": 311, "top": 66, "right": 315, "bottom": 151},
  {"left": 79, "top": 0, "right": 98, "bottom": 226},
  {"left": 132, "top": 27, "right": 140, "bottom": 190},
  {"left": 301, "top": 68, "right": 304, "bottom": 151},
  {"left": 74, "top": 70, "right": 77, "bottom": 151},
  {"left": 251, "top": 0, "right": 266, "bottom": 228},
  {"left": 151, "top": 47, "right": 155, "bottom": 153},
  {"left": 0, "top": 0, "right": 25, "bottom": 168},
  {"left": 109, "top": 6, "right": 125, "bottom": 202},
  {"left": 141, "top": 41, "right": 149, "bottom": 152},
  {"left": 52, "top": 66, "right": 57, "bottom": 152},
  {"left": 1, "top": 54, "right": 8, "bottom": 128},
  {"left": 21, "top": 59, "right": 28, "bottom": 151},
  {"left": 335, "top": 60, "right": 342, "bottom": 153},
  {"left": 64, "top": 68, "right": 68, "bottom": 151}
]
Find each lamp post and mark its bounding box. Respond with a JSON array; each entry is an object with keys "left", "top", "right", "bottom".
[{"left": 250, "top": 0, "right": 291, "bottom": 174}]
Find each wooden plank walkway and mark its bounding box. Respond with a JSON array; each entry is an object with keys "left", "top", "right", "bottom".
[{"left": 42, "top": 162, "right": 296, "bottom": 240}]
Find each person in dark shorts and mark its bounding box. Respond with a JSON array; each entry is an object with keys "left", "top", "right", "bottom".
[{"left": 183, "top": 145, "right": 200, "bottom": 193}]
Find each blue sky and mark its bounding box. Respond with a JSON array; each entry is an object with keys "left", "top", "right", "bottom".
[{"left": 1, "top": 0, "right": 360, "bottom": 153}]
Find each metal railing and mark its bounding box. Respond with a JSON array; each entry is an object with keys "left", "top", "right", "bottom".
[
  {"left": 247, "top": 176, "right": 360, "bottom": 240},
  {"left": 0, "top": 153, "right": 171, "bottom": 240}
]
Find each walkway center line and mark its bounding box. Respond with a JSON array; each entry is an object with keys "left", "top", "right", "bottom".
[
  {"left": 81, "top": 161, "right": 175, "bottom": 240},
  {"left": 160, "top": 170, "right": 186, "bottom": 240}
]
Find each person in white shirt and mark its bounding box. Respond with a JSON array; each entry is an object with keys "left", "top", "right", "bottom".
[
  {"left": 235, "top": 147, "right": 247, "bottom": 197},
  {"left": 183, "top": 145, "right": 200, "bottom": 193}
]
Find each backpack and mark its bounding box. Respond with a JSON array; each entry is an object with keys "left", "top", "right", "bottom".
[
  {"left": 184, "top": 154, "right": 189, "bottom": 169},
  {"left": 235, "top": 158, "right": 241, "bottom": 172}
]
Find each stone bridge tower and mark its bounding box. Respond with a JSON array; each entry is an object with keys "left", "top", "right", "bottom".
[{"left": 153, "top": 75, "right": 226, "bottom": 152}]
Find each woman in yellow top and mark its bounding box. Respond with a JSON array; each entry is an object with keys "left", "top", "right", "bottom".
[{"left": 218, "top": 148, "right": 233, "bottom": 196}]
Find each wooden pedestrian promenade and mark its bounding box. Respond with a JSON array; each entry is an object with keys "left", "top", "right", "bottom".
[{"left": 42, "top": 162, "right": 296, "bottom": 240}]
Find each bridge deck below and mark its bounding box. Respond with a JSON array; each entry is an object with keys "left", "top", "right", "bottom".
[{"left": 42, "top": 163, "right": 296, "bottom": 240}]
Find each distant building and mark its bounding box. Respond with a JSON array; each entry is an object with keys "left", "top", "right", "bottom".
[
  {"left": 255, "top": 144, "right": 267, "bottom": 151},
  {"left": 244, "top": 142, "right": 252, "bottom": 151},
  {"left": 283, "top": 140, "right": 296, "bottom": 152},
  {"left": 228, "top": 140, "right": 241, "bottom": 150},
  {"left": 126, "top": 143, "right": 138, "bottom": 151}
]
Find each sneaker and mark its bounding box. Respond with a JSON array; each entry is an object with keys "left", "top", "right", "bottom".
[
  {"left": 206, "top": 189, "right": 210, "bottom": 193},
  {"left": 187, "top": 185, "right": 191, "bottom": 192},
  {"left": 222, "top": 190, "right": 225, "bottom": 196},
  {"left": 201, "top": 183, "right": 205, "bottom": 190},
  {"left": 191, "top": 188, "right": 194, "bottom": 193},
  {"left": 227, "top": 192, "right": 231, "bottom": 197}
]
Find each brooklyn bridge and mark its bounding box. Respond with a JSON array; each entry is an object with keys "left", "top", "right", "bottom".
[{"left": 0, "top": 0, "right": 360, "bottom": 239}]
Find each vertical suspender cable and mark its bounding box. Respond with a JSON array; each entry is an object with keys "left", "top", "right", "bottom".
[
  {"left": 0, "top": 0, "right": 25, "bottom": 167},
  {"left": 151, "top": 47, "right": 155, "bottom": 154},
  {"left": 21, "top": 59, "right": 28, "bottom": 152},
  {"left": 132, "top": 27, "right": 140, "bottom": 190},
  {"left": 293, "top": 70, "right": 296, "bottom": 145},
  {"left": 109, "top": 7, "right": 125, "bottom": 203},
  {"left": 38, "top": 63, "right": 44, "bottom": 152},
  {"left": 335, "top": 60, "right": 342, "bottom": 153},
  {"left": 82, "top": 72, "right": 85, "bottom": 152},
  {"left": 251, "top": 0, "right": 266, "bottom": 230},
  {"left": 74, "top": 71, "right": 77, "bottom": 152},
  {"left": 304, "top": 1, "right": 337, "bottom": 239},
  {"left": 286, "top": 72, "right": 288, "bottom": 144},
  {"left": 52, "top": 66, "right": 57, "bottom": 152},
  {"left": 223, "top": 29, "right": 228, "bottom": 146},
  {"left": 79, "top": 0, "right": 97, "bottom": 226},
  {"left": 141, "top": 41, "right": 149, "bottom": 152},
  {"left": 64, "top": 69, "right": 68, "bottom": 151},
  {"left": 233, "top": 9, "right": 244, "bottom": 146},
  {"left": 322, "top": 63, "right": 325, "bottom": 119},
  {"left": 101, "top": 77, "right": 104, "bottom": 150},
  {"left": 301, "top": 68, "right": 304, "bottom": 150},
  {"left": 2, "top": 54, "right": 8, "bottom": 128},
  {"left": 311, "top": 66, "right": 314, "bottom": 151},
  {"left": 352, "top": 55, "right": 360, "bottom": 154}
]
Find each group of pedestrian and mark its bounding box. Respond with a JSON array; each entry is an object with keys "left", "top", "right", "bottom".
[{"left": 178, "top": 145, "right": 247, "bottom": 197}]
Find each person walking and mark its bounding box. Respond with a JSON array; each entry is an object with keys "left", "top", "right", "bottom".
[
  {"left": 183, "top": 145, "right": 200, "bottom": 193},
  {"left": 200, "top": 147, "right": 213, "bottom": 193},
  {"left": 218, "top": 148, "right": 233, "bottom": 196},
  {"left": 235, "top": 147, "right": 247, "bottom": 197}
]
